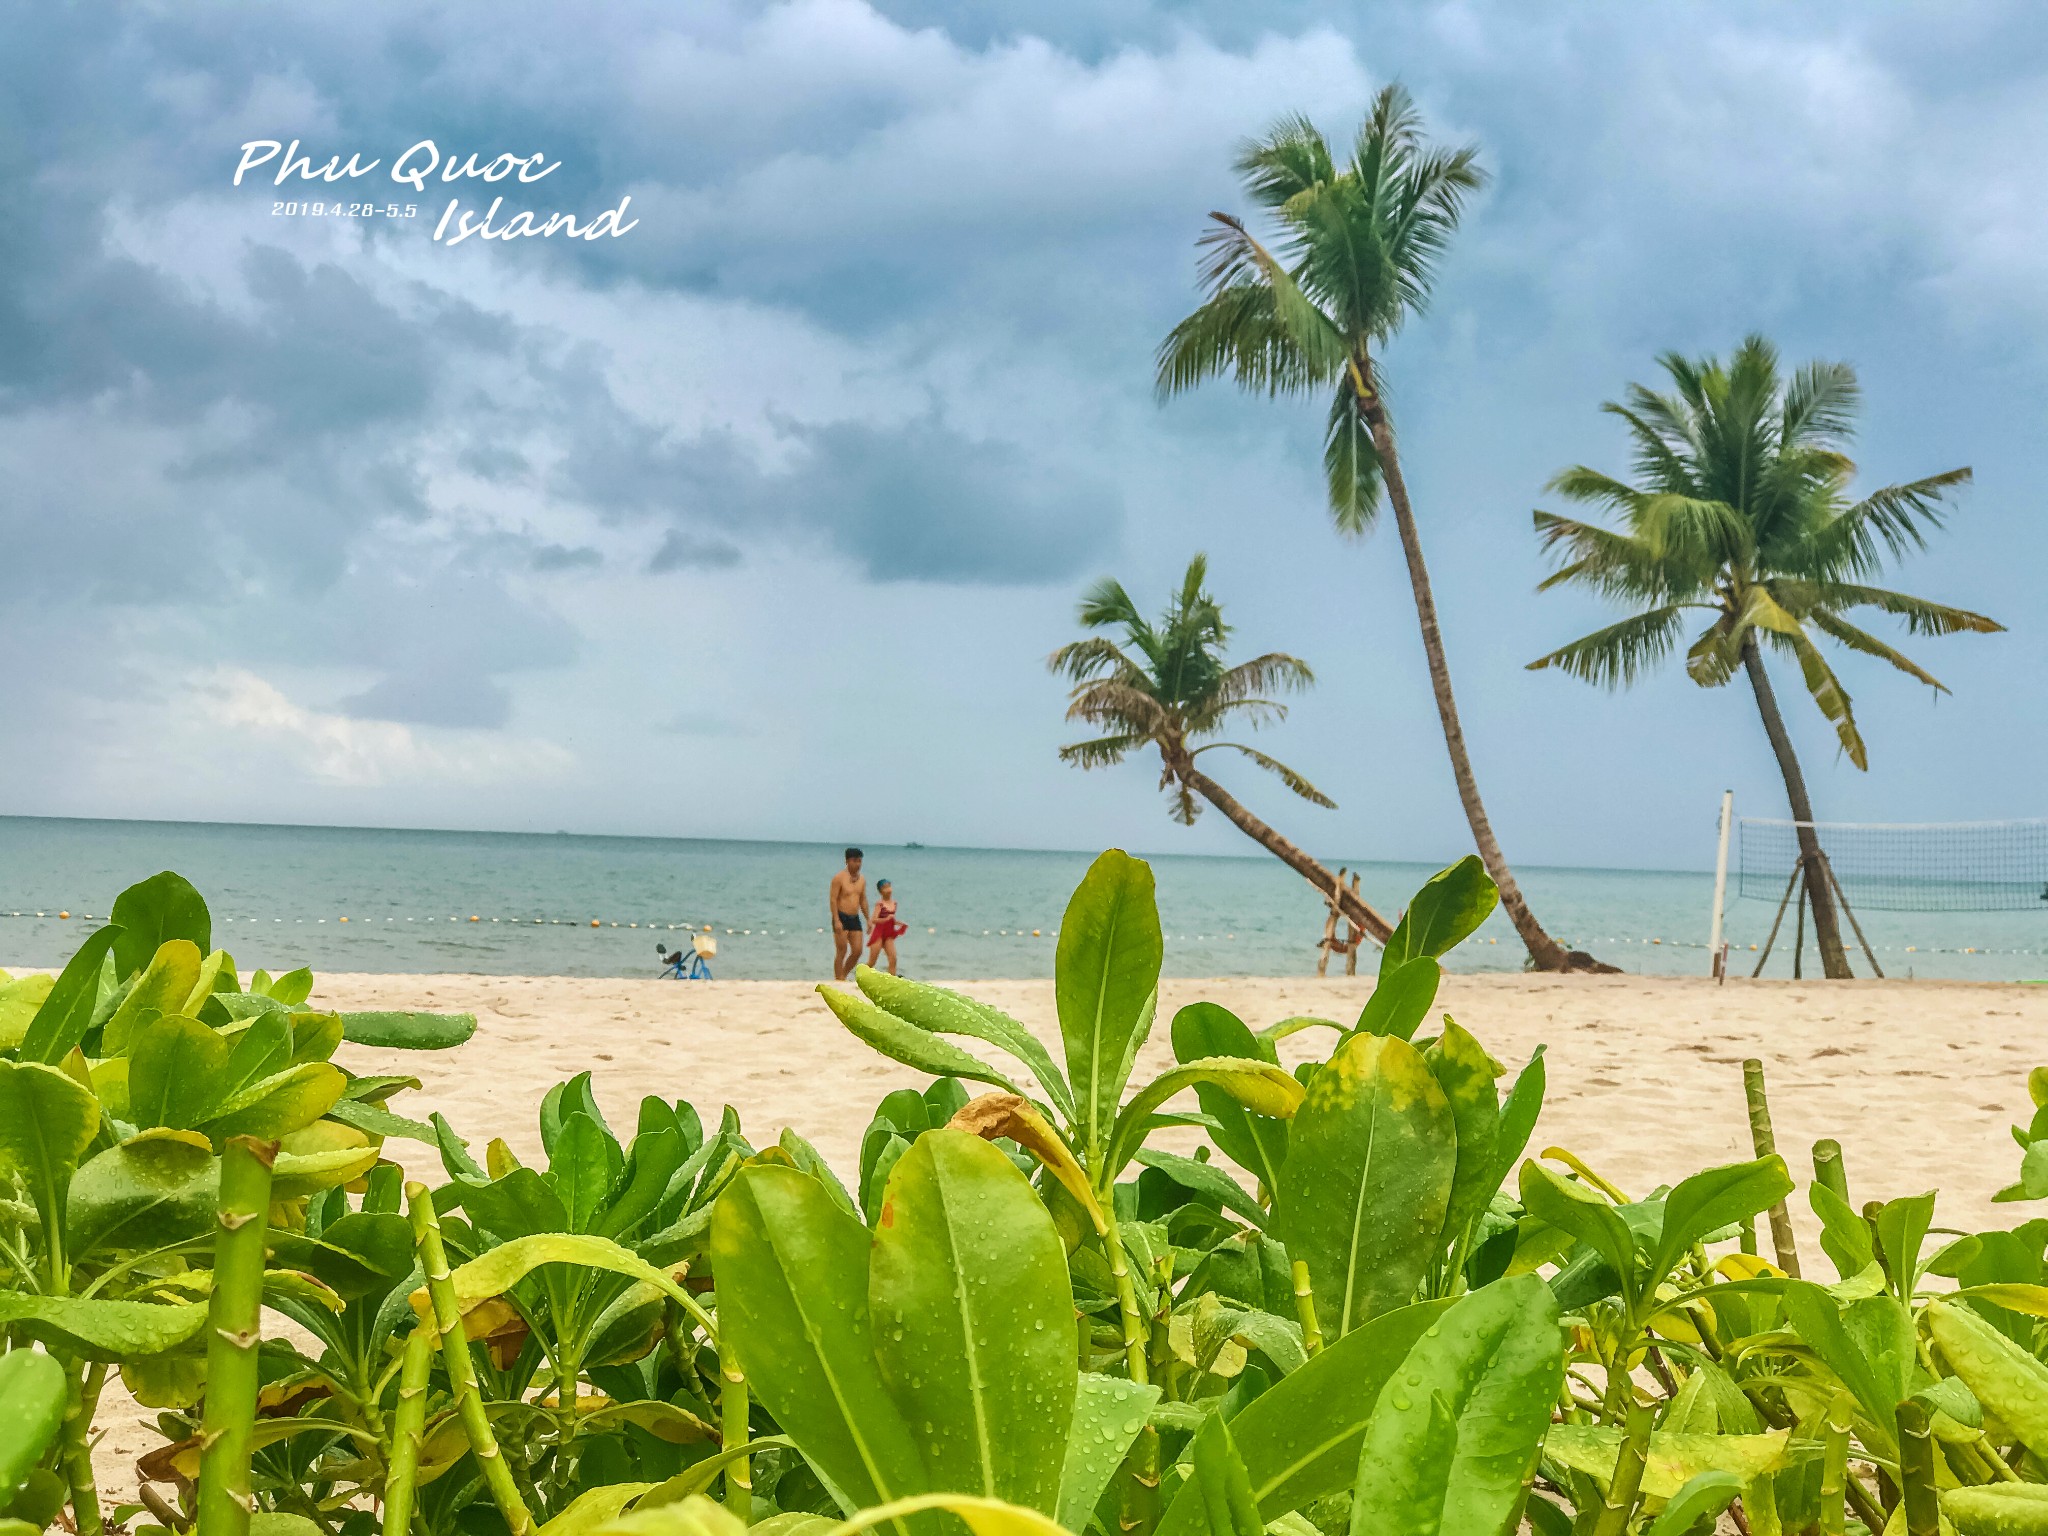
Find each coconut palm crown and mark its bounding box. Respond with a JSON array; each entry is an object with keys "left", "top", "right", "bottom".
[
  {"left": 1050, "top": 553, "right": 1390, "bottom": 941},
  {"left": 1529, "top": 333, "right": 2003, "bottom": 975}
]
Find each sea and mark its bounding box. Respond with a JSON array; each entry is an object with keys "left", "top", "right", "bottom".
[{"left": 2, "top": 816, "right": 2043, "bottom": 983}]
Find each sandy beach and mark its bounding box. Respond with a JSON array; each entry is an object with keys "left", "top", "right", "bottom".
[{"left": 90, "top": 969, "right": 2048, "bottom": 1497}]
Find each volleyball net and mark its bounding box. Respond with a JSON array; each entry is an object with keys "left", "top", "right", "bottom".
[{"left": 1737, "top": 817, "right": 2048, "bottom": 912}]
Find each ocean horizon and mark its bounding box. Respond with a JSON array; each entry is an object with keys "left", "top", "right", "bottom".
[{"left": 3, "top": 813, "right": 2042, "bottom": 982}]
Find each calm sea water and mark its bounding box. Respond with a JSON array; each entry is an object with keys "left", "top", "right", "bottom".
[{"left": 2, "top": 816, "right": 2043, "bottom": 982}]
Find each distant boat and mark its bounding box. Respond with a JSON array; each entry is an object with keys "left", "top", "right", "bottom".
[{"left": 904, "top": 841, "right": 926, "bottom": 850}]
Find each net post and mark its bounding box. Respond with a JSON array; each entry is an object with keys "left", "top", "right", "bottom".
[{"left": 1709, "top": 791, "right": 1733, "bottom": 979}]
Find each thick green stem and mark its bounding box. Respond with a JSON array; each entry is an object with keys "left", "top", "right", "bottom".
[
  {"left": 1813, "top": 1138, "right": 1850, "bottom": 1205},
  {"left": 1098, "top": 1206, "right": 1149, "bottom": 1386},
  {"left": 1590, "top": 1399, "right": 1654, "bottom": 1536},
  {"left": 1898, "top": 1399, "right": 1940, "bottom": 1536},
  {"left": 1819, "top": 1393, "right": 1850, "bottom": 1535},
  {"left": 59, "top": 1359, "right": 108, "bottom": 1536},
  {"left": 406, "top": 1182, "right": 535, "bottom": 1536},
  {"left": 1741, "top": 1060, "right": 1801, "bottom": 1277},
  {"left": 381, "top": 1326, "right": 434, "bottom": 1536},
  {"left": 721, "top": 1360, "right": 752, "bottom": 1519},
  {"left": 1289, "top": 1259, "right": 1323, "bottom": 1357},
  {"left": 198, "top": 1136, "right": 277, "bottom": 1536}
]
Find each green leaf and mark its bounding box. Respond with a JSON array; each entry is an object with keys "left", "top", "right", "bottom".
[
  {"left": 103, "top": 940, "right": 205, "bottom": 1055},
  {"left": 67, "top": 1130, "right": 218, "bottom": 1259},
  {"left": 16, "top": 925, "right": 120, "bottom": 1063},
  {"left": 1518, "top": 1163, "right": 1638, "bottom": 1304},
  {"left": 1354, "top": 957, "right": 1440, "bottom": 1042},
  {"left": 0, "top": 1349, "right": 67, "bottom": 1496},
  {"left": 870, "top": 1130, "right": 1076, "bottom": 1513},
  {"left": 1540, "top": 1426, "right": 1793, "bottom": 1502},
  {"left": 0, "top": 973, "right": 55, "bottom": 1054},
  {"left": 439, "top": 1231, "right": 700, "bottom": 1317},
  {"left": 0, "top": 1059, "right": 101, "bottom": 1237},
  {"left": 1490, "top": 1049, "right": 1545, "bottom": 1192},
  {"left": 1108, "top": 1059, "right": 1303, "bottom": 1178},
  {"left": 1780, "top": 1282, "right": 1902, "bottom": 1459},
  {"left": 1278, "top": 1033, "right": 1455, "bottom": 1338},
  {"left": 818, "top": 988, "right": 1028, "bottom": 1098},
  {"left": 1649, "top": 1156, "right": 1793, "bottom": 1289},
  {"left": 1941, "top": 1485, "right": 2048, "bottom": 1535},
  {"left": 1348, "top": 1274, "right": 1563, "bottom": 1536},
  {"left": 269, "top": 1145, "right": 382, "bottom": 1201},
  {"left": 200, "top": 1062, "right": 346, "bottom": 1141},
  {"left": 323, "top": 1097, "right": 440, "bottom": 1144},
  {"left": 1190, "top": 1413, "right": 1264, "bottom": 1536},
  {"left": 0, "top": 1293, "right": 209, "bottom": 1361},
  {"left": 711, "top": 1163, "right": 926, "bottom": 1513},
  {"left": 1810, "top": 1180, "right": 1876, "bottom": 1281},
  {"left": 598, "top": 1125, "right": 686, "bottom": 1241},
  {"left": 1927, "top": 1300, "right": 2048, "bottom": 1460},
  {"left": 1171, "top": 1003, "right": 1288, "bottom": 1197},
  {"left": 1056, "top": 1374, "right": 1160, "bottom": 1535},
  {"left": 1644, "top": 1473, "right": 1745, "bottom": 1536},
  {"left": 454, "top": 1168, "right": 570, "bottom": 1241},
  {"left": 1054, "top": 849, "right": 1163, "bottom": 1163},
  {"left": 1422, "top": 1020, "right": 1502, "bottom": 1249},
  {"left": 855, "top": 970, "right": 1075, "bottom": 1123},
  {"left": 1152, "top": 1299, "right": 1450, "bottom": 1536},
  {"left": 108, "top": 872, "right": 211, "bottom": 980},
  {"left": 1379, "top": 858, "right": 1496, "bottom": 972},
  {"left": 337, "top": 1011, "right": 477, "bottom": 1050},
  {"left": 1874, "top": 1191, "right": 1937, "bottom": 1299},
  {"left": 552, "top": 1111, "right": 622, "bottom": 1232},
  {"left": 1134, "top": 1149, "right": 1266, "bottom": 1228},
  {"left": 126, "top": 1012, "right": 229, "bottom": 1128}
]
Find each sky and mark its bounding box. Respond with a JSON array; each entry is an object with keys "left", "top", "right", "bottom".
[{"left": 2, "top": 0, "right": 2042, "bottom": 872}]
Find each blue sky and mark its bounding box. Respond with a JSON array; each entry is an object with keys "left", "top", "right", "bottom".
[{"left": 2, "top": 0, "right": 2040, "bottom": 871}]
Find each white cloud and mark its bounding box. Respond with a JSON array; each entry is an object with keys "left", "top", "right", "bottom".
[{"left": 196, "top": 669, "right": 573, "bottom": 787}]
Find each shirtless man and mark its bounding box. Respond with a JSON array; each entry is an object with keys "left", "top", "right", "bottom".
[{"left": 829, "top": 847, "right": 869, "bottom": 980}]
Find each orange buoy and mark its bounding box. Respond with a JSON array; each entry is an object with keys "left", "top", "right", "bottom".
[
  {"left": 470, "top": 915, "right": 479, "bottom": 922},
  {"left": 340, "top": 916, "right": 349, "bottom": 923},
  {"left": 590, "top": 918, "right": 601, "bottom": 927},
  {"left": 58, "top": 910, "right": 70, "bottom": 919}
]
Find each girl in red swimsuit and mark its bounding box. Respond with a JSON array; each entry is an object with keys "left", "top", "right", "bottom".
[{"left": 865, "top": 880, "right": 908, "bottom": 974}]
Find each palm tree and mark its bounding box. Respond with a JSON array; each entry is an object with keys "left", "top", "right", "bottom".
[
  {"left": 1049, "top": 554, "right": 1393, "bottom": 943},
  {"left": 1528, "top": 335, "right": 2003, "bottom": 978},
  {"left": 1156, "top": 86, "right": 1593, "bottom": 972}
]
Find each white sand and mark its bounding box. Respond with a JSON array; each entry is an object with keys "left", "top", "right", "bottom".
[{"left": 89, "top": 970, "right": 2048, "bottom": 1499}]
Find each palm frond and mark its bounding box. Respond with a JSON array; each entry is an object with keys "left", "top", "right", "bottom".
[
  {"left": 1190, "top": 213, "right": 1350, "bottom": 382},
  {"left": 1526, "top": 605, "right": 1687, "bottom": 689},
  {"left": 1194, "top": 741, "right": 1337, "bottom": 807},
  {"left": 1047, "top": 635, "right": 1138, "bottom": 684},
  {"left": 1765, "top": 625, "right": 1866, "bottom": 770},
  {"left": 1684, "top": 616, "right": 1744, "bottom": 689},
  {"left": 1234, "top": 114, "right": 1336, "bottom": 210},
  {"left": 1154, "top": 281, "right": 1327, "bottom": 400},
  {"left": 1796, "top": 469, "right": 1973, "bottom": 577},
  {"left": 1805, "top": 580, "right": 2003, "bottom": 637},
  {"left": 1530, "top": 512, "right": 1679, "bottom": 602},
  {"left": 1324, "top": 381, "right": 1383, "bottom": 533},
  {"left": 1218, "top": 652, "right": 1316, "bottom": 698},
  {"left": 1806, "top": 609, "right": 1947, "bottom": 693},
  {"left": 1056, "top": 733, "right": 1149, "bottom": 771}
]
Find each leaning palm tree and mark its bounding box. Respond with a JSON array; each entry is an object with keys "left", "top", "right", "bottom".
[
  {"left": 1050, "top": 554, "right": 1392, "bottom": 943},
  {"left": 1528, "top": 335, "right": 2003, "bottom": 978},
  {"left": 1157, "top": 86, "right": 1591, "bottom": 971}
]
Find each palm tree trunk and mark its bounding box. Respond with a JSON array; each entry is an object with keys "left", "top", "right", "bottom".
[
  {"left": 1739, "top": 633, "right": 1852, "bottom": 979},
  {"left": 1177, "top": 759, "right": 1393, "bottom": 943},
  {"left": 1356, "top": 382, "right": 1606, "bottom": 973}
]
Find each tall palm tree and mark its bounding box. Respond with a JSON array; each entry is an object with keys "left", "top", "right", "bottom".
[
  {"left": 1050, "top": 553, "right": 1393, "bottom": 943},
  {"left": 1157, "top": 86, "right": 1592, "bottom": 971},
  {"left": 1528, "top": 335, "right": 2003, "bottom": 978}
]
